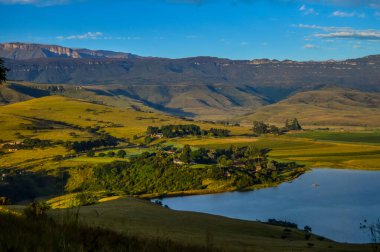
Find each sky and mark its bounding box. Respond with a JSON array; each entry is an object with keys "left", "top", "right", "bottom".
[{"left": 0, "top": 0, "right": 379, "bottom": 60}]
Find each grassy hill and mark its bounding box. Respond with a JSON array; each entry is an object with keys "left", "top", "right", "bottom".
[
  {"left": 0, "top": 95, "right": 248, "bottom": 170},
  {"left": 3, "top": 196, "right": 373, "bottom": 251},
  {"left": 3, "top": 82, "right": 380, "bottom": 125},
  {"left": 238, "top": 88, "right": 380, "bottom": 127},
  {"left": 45, "top": 197, "right": 371, "bottom": 252},
  {"left": 2, "top": 81, "right": 269, "bottom": 120}
]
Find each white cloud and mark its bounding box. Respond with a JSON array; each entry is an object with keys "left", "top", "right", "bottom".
[
  {"left": 56, "top": 32, "right": 140, "bottom": 41},
  {"left": 57, "top": 32, "right": 103, "bottom": 40},
  {"left": 299, "top": 4, "right": 318, "bottom": 15},
  {"left": 375, "top": 11, "right": 380, "bottom": 16},
  {"left": 297, "top": 24, "right": 352, "bottom": 32},
  {"left": 331, "top": 10, "right": 366, "bottom": 18},
  {"left": 303, "top": 44, "right": 317, "bottom": 49},
  {"left": 297, "top": 24, "right": 380, "bottom": 41},
  {"left": 315, "top": 30, "right": 380, "bottom": 40}
]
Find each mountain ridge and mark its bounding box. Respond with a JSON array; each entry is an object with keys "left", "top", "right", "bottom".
[
  {"left": 2, "top": 42, "right": 380, "bottom": 123},
  {"left": 0, "top": 42, "right": 139, "bottom": 60}
]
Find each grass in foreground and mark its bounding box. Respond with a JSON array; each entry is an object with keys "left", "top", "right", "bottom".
[
  {"left": 45, "top": 197, "right": 372, "bottom": 252},
  {"left": 0, "top": 211, "right": 214, "bottom": 252}
]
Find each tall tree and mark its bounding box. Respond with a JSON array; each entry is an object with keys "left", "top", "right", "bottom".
[
  {"left": 0, "top": 58, "right": 8, "bottom": 84},
  {"left": 285, "top": 118, "right": 302, "bottom": 131},
  {"left": 252, "top": 121, "right": 268, "bottom": 135},
  {"left": 179, "top": 144, "right": 191, "bottom": 164}
]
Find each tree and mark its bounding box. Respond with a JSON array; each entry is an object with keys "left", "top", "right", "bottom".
[
  {"left": 304, "top": 225, "right": 312, "bottom": 233},
  {"left": 117, "top": 149, "right": 126, "bottom": 158},
  {"left": 269, "top": 125, "right": 281, "bottom": 135},
  {"left": 285, "top": 118, "right": 302, "bottom": 131},
  {"left": 144, "top": 136, "right": 154, "bottom": 144},
  {"left": 107, "top": 151, "right": 115, "bottom": 157},
  {"left": 0, "top": 58, "right": 8, "bottom": 84},
  {"left": 252, "top": 121, "right": 268, "bottom": 135},
  {"left": 179, "top": 144, "right": 191, "bottom": 164}
]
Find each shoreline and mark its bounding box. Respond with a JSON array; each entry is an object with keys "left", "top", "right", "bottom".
[{"left": 139, "top": 168, "right": 308, "bottom": 200}]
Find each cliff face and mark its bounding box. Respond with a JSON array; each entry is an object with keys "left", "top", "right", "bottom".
[{"left": 0, "top": 43, "right": 137, "bottom": 60}]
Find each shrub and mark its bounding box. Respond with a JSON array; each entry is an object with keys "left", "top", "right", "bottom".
[
  {"left": 117, "top": 150, "right": 127, "bottom": 158},
  {"left": 0, "top": 196, "right": 11, "bottom": 205},
  {"left": 86, "top": 150, "right": 95, "bottom": 157},
  {"left": 23, "top": 201, "right": 51, "bottom": 219}
]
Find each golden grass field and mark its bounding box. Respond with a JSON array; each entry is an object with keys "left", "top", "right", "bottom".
[{"left": 1, "top": 95, "right": 379, "bottom": 171}]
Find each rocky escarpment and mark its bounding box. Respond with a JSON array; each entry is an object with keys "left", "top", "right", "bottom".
[{"left": 0, "top": 43, "right": 139, "bottom": 60}]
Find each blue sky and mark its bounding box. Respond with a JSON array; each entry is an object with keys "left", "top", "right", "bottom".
[{"left": 0, "top": 0, "right": 379, "bottom": 60}]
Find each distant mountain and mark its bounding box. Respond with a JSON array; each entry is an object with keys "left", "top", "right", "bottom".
[
  {"left": 2, "top": 43, "right": 380, "bottom": 122},
  {"left": 0, "top": 43, "right": 139, "bottom": 60},
  {"left": 3, "top": 47, "right": 380, "bottom": 93},
  {"left": 237, "top": 87, "right": 380, "bottom": 126}
]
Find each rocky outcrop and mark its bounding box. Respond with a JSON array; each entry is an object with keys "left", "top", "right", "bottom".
[{"left": 0, "top": 43, "right": 138, "bottom": 60}]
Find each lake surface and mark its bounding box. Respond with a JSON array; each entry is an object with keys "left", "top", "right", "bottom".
[{"left": 160, "top": 168, "right": 380, "bottom": 243}]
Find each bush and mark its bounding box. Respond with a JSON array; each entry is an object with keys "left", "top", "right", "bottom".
[
  {"left": 107, "top": 151, "right": 115, "bottom": 157},
  {"left": 23, "top": 201, "right": 51, "bottom": 219},
  {"left": 0, "top": 196, "right": 11, "bottom": 205},
  {"left": 117, "top": 150, "right": 126, "bottom": 158},
  {"left": 75, "top": 192, "right": 96, "bottom": 206},
  {"left": 86, "top": 150, "right": 95, "bottom": 157}
]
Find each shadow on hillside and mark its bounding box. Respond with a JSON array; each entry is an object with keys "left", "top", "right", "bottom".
[
  {"left": 0, "top": 169, "right": 67, "bottom": 204},
  {"left": 8, "top": 83, "right": 50, "bottom": 98}
]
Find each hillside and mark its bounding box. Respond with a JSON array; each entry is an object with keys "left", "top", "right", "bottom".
[
  {"left": 3, "top": 82, "right": 380, "bottom": 124},
  {"left": 0, "top": 95, "right": 223, "bottom": 142},
  {"left": 0, "top": 81, "right": 269, "bottom": 120},
  {"left": 237, "top": 88, "right": 380, "bottom": 127}
]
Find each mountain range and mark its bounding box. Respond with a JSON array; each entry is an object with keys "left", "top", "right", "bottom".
[
  {"left": 0, "top": 42, "right": 138, "bottom": 60},
  {"left": 1, "top": 42, "right": 380, "bottom": 125}
]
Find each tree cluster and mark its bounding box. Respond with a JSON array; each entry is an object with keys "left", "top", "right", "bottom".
[
  {"left": 1, "top": 138, "right": 53, "bottom": 150},
  {"left": 66, "top": 134, "right": 118, "bottom": 153},
  {"left": 147, "top": 125, "right": 230, "bottom": 138},
  {"left": 67, "top": 145, "right": 305, "bottom": 195},
  {"left": 252, "top": 118, "right": 302, "bottom": 135},
  {"left": 285, "top": 118, "right": 302, "bottom": 131},
  {"left": 252, "top": 121, "right": 282, "bottom": 135},
  {"left": 147, "top": 124, "right": 201, "bottom": 138}
]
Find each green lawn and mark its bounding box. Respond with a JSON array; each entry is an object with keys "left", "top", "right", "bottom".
[{"left": 288, "top": 131, "right": 380, "bottom": 145}]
